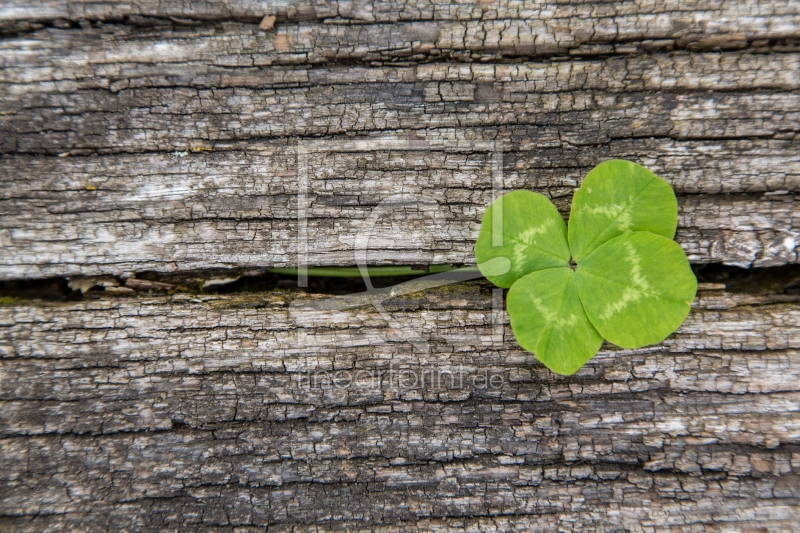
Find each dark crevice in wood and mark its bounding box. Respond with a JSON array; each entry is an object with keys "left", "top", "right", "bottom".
[
  {"left": 0, "top": 277, "right": 78, "bottom": 302},
  {"left": 0, "top": 17, "right": 259, "bottom": 39},
  {"left": 200, "top": 263, "right": 800, "bottom": 296},
  {"left": 3, "top": 264, "right": 799, "bottom": 301},
  {"left": 695, "top": 263, "right": 800, "bottom": 295},
  {"left": 6, "top": 78, "right": 800, "bottom": 95}
]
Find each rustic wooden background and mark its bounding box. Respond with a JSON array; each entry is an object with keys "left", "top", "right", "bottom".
[{"left": 1, "top": 1, "right": 799, "bottom": 531}]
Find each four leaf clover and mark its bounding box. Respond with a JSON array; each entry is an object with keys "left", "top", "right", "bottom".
[{"left": 475, "top": 160, "right": 697, "bottom": 375}]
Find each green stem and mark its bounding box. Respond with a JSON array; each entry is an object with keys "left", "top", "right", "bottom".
[{"left": 268, "top": 265, "right": 478, "bottom": 278}]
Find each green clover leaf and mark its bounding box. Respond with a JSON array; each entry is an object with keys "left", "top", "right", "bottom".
[
  {"left": 507, "top": 267, "right": 603, "bottom": 375},
  {"left": 568, "top": 159, "right": 678, "bottom": 262},
  {"left": 475, "top": 159, "right": 697, "bottom": 375},
  {"left": 474, "top": 190, "right": 570, "bottom": 288}
]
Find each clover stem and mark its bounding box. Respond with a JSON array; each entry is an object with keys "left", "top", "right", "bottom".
[{"left": 568, "top": 259, "right": 577, "bottom": 270}]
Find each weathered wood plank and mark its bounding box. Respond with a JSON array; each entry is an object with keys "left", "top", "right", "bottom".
[
  {"left": 2, "top": 286, "right": 799, "bottom": 430},
  {"left": 3, "top": 42, "right": 798, "bottom": 275},
  {"left": 3, "top": 53, "right": 800, "bottom": 155},
  {"left": 5, "top": 52, "right": 798, "bottom": 101},
  {"left": 4, "top": 0, "right": 800, "bottom": 24},
  {"left": 2, "top": 0, "right": 799, "bottom": 61},
  {"left": 0, "top": 26, "right": 797, "bottom": 92},
  {"left": 0, "top": 476, "right": 797, "bottom": 531},
  {"left": 0, "top": 457, "right": 798, "bottom": 530},
  {"left": 0, "top": 286, "right": 799, "bottom": 529},
  {"left": 1, "top": 137, "right": 797, "bottom": 277},
  {"left": 6, "top": 88, "right": 799, "bottom": 154}
]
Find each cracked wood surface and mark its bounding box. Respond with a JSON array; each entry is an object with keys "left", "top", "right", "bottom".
[
  {"left": 1, "top": 285, "right": 800, "bottom": 531},
  {"left": 1, "top": 10, "right": 799, "bottom": 274},
  {"left": 2, "top": 1, "right": 800, "bottom": 531},
  {"left": 1, "top": 138, "right": 798, "bottom": 277},
  {"left": 4, "top": 45, "right": 800, "bottom": 154},
  {"left": 2, "top": 1, "right": 800, "bottom": 58}
]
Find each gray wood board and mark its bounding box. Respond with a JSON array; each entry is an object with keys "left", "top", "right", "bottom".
[
  {"left": 1, "top": 1, "right": 800, "bottom": 530},
  {"left": 2, "top": 33, "right": 799, "bottom": 276},
  {"left": 0, "top": 138, "right": 798, "bottom": 277},
  {"left": 1, "top": 285, "right": 799, "bottom": 530},
  {"left": 2, "top": 0, "right": 799, "bottom": 59}
]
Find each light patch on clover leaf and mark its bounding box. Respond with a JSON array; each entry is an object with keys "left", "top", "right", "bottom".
[
  {"left": 625, "top": 241, "right": 649, "bottom": 289},
  {"left": 511, "top": 218, "right": 558, "bottom": 268},
  {"left": 582, "top": 202, "right": 623, "bottom": 218},
  {"left": 582, "top": 201, "right": 635, "bottom": 233},
  {"left": 599, "top": 285, "right": 643, "bottom": 322},
  {"left": 475, "top": 190, "right": 570, "bottom": 288},
  {"left": 596, "top": 240, "right": 651, "bottom": 321},
  {"left": 508, "top": 267, "right": 603, "bottom": 376},
  {"left": 568, "top": 160, "right": 677, "bottom": 262},
  {"left": 516, "top": 219, "right": 555, "bottom": 243},
  {"left": 523, "top": 286, "right": 580, "bottom": 330},
  {"left": 552, "top": 312, "right": 580, "bottom": 329},
  {"left": 576, "top": 231, "right": 697, "bottom": 349}
]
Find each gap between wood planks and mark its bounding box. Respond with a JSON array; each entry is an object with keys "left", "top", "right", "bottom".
[{"left": 1, "top": 263, "right": 799, "bottom": 302}]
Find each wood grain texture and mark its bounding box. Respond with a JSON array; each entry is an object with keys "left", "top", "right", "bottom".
[
  {"left": 3, "top": 53, "right": 799, "bottom": 154},
  {"left": 1, "top": 285, "right": 799, "bottom": 531},
  {"left": 0, "top": 138, "right": 797, "bottom": 277},
  {"left": 1, "top": 20, "right": 798, "bottom": 274},
  {"left": 2, "top": 26, "right": 799, "bottom": 274},
  {"left": 2, "top": 0, "right": 799, "bottom": 59},
  {"left": 2, "top": 1, "right": 800, "bottom": 530}
]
